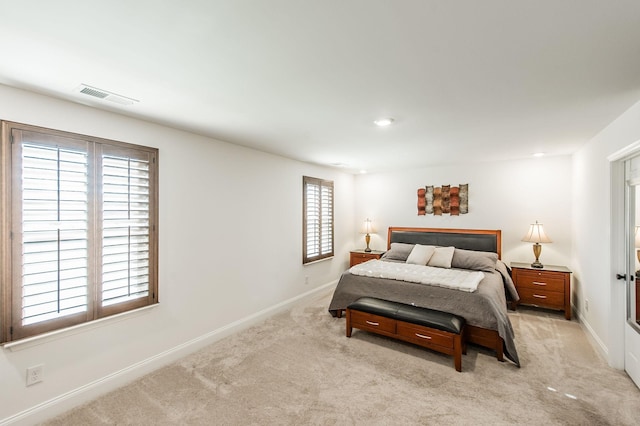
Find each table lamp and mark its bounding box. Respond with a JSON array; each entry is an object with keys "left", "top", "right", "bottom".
[
  {"left": 362, "top": 218, "right": 374, "bottom": 252},
  {"left": 522, "top": 221, "right": 552, "bottom": 268}
]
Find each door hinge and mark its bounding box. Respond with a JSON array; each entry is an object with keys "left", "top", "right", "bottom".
[
  {"left": 10, "top": 326, "right": 13, "bottom": 336},
  {"left": 616, "top": 273, "right": 627, "bottom": 280}
]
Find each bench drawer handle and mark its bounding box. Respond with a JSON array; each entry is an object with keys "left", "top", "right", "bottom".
[
  {"left": 533, "top": 281, "right": 547, "bottom": 286},
  {"left": 533, "top": 294, "right": 547, "bottom": 299},
  {"left": 365, "top": 320, "right": 379, "bottom": 326},
  {"left": 415, "top": 333, "right": 432, "bottom": 340}
]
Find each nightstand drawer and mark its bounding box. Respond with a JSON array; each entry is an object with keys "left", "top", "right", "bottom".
[
  {"left": 517, "top": 287, "right": 565, "bottom": 309},
  {"left": 513, "top": 270, "right": 565, "bottom": 292},
  {"left": 349, "top": 250, "right": 384, "bottom": 267},
  {"left": 349, "top": 311, "right": 396, "bottom": 334}
]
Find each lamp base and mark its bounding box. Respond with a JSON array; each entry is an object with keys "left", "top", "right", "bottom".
[
  {"left": 531, "top": 261, "right": 544, "bottom": 269},
  {"left": 531, "top": 243, "right": 543, "bottom": 268},
  {"left": 364, "top": 233, "right": 371, "bottom": 252}
]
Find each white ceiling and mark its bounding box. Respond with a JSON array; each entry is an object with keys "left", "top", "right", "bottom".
[{"left": 1, "top": 0, "right": 640, "bottom": 173}]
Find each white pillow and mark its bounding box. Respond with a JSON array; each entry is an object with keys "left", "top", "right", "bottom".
[
  {"left": 427, "top": 246, "right": 455, "bottom": 268},
  {"left": 406, "top": 244, "right": 436, "bottom": 265}
]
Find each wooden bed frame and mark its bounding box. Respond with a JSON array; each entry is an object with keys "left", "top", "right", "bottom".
[{"left": 386, "top": 227, "right": 505, "bottom": 361}]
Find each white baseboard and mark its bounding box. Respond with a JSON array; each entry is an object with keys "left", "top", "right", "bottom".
[
  {"left": 573, "top": 306, "right": 610, "bottom": 364},
  {"left": 0, "top": 281, "right": 337, "bottom": 426}
]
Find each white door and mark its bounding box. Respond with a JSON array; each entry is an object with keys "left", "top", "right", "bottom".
[{"left": 623, "top": 155, "right": 640, "bottom": 387}]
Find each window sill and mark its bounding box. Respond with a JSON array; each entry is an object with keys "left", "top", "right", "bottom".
[
  {"left": 303, "top": 255, "right": 334, "bottom": 266},
  {"left": 2, "top": 303, "right": 160, "bottom": 352}
]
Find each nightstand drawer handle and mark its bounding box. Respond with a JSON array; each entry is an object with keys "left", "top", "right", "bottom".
[
  {"left": 533, "top": 294, "right": 547, "bottom": 299},
  {"left": 532, "top": 281, "right": 547, "bottom": 286},
  {"left": 365, "top": 320, "right": 379, "bottom": 326},
  {"left": 415, "top": 333, "right": 432, "bottom": 340}
]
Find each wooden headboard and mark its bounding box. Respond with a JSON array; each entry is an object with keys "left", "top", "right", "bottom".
[{"left": 387, "top": 227, "right": 502, "bottom": 259}]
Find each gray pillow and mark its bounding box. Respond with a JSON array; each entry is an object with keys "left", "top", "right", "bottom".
[
  {"left": 381, "top": 242, "right": 415, "bottom": 262},
  {"left": 451, "top": 248, "right": 498, "bottom": 272}
]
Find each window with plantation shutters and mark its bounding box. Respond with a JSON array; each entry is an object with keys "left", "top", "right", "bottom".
[
  {"left": 0, "top": 121, "right": 158, "bottom": 343},
  {"left": 303, "top": 176, "right": 333, "bottom": 264}
]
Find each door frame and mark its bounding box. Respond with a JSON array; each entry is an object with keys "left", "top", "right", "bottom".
[{"left": 609, "top": 140, "right": 640, "bottom": 369}]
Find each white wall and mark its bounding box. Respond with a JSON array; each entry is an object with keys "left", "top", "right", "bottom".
[
  {"left": 354, "top": 156, "right": 573, "bottom": 269},
  {"left": 0, "top": 84, "right": 355, "bottom": 424},
  {"left": 572, "top": 99, "right": 640, "bottom": 367}
]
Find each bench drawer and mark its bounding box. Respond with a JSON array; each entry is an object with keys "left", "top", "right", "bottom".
[
  {"left": 349, "top": 310, "right": 396, "bottom": 334},
  {"left": 397, "top": 321, "right": 454, "bottom": 349}
]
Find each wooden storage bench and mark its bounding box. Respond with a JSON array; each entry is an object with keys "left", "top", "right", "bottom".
[{"left": 346, "top": 297, "right": 467, "bottom": 372}]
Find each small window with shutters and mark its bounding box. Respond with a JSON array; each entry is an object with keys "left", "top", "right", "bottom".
[
  {"left": 303, "top": 176, "right": 334, "bottom": 264},
  {"left": 0, "top": 121, "right": 158, "bottom": 343}
]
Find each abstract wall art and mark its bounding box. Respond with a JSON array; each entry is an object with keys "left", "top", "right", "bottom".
[{"left": 417, "top": 184, "right": 468, "bottom": 216}]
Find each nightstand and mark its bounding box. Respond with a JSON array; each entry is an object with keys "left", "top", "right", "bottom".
[
  {"left": 349, "top": 250, "right": 384, "bottom": 267},
  {"left": 511, "top": 262, "right": 572, "bottom": 320}
]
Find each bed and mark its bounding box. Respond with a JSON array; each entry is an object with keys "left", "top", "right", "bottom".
[{"left": 328, "top": 227, "right": 520, "bottom": 367}]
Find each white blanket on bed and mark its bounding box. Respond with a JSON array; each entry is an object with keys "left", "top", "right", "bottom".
[{"left": 349, "top": 259, "right": 485, "bottom": 292}]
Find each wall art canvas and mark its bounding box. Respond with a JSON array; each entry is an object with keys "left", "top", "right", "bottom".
[{"left": 417, "top": 184, "right": 468, "bottom": 216}]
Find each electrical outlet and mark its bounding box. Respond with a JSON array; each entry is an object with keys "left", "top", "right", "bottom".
[
  {"left": 304, "top": 276, "right": 309, "bottom": 285},
  {"left": 26, "top": 364, "right": 43, "bottom": 386},
  {"left": 585, "top": 299, "right": 589, "bottom": 312}
]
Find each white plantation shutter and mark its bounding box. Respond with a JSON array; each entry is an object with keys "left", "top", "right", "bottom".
[
  {"left": 2, "top": 122, "right": 158, "bottom": 343},
  {"left": 20, "top": 142, "right": 89, "bottom": 326},
  {"left": 102, "top": 155, "right": 149, "bottom": 306},
  {"left": 100, "top": 153, "right": 151, "bottom": 307},
  {"left": 303, "top": 176, "right": 334, "bottom": 263},
  {"left": 320, "top": 184, "right": 333, "bottom": 255}
]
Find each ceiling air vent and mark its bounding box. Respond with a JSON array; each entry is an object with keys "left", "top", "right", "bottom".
[{"left": 74, "top": 84, "right": 138, "bottom": 106}]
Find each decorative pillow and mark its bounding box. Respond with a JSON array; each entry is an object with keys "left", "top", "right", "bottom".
[
  {"left": 427, "top": 246, "right": 455, "bottom": 268},
  {"left": 406, "top": 244, "right": 436, "bottom": 265},
  {"left": 451, "top": 248, "right": 498, "bottom": 272},
  {"left": 381, "top": 243, "right": 415, "bottom": 262}
]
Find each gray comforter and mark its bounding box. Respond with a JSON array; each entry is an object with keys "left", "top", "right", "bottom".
[{"left": 328, "top": 264, "right": 520, "bottom": 367}]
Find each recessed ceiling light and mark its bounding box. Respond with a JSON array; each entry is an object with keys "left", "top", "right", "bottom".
[
  {"left": 374, "top": 118, "right": 394, "bottom": 127},
  {"left": 359, "top": 170, "right": 367, "bottom": 174},
  {"left": 533, "top": 152, "right": 545, "bottom": 158}
]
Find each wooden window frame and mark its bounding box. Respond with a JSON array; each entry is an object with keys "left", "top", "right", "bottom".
[
  {"left": 0, "top": 121, "right": 159, "bottom": 343},
  {"left": 302, "top": 176, "right": 334, "bottom": 264}
]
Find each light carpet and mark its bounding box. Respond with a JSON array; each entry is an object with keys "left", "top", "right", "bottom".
[{"left": 44, "top": 289, "right": 640, "bottom": 425}]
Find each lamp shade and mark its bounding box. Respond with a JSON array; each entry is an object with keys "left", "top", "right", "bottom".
[
  {"left": 635, "top": 226, "right": 640, "bottom": 248},
  {"left": 521, "top": 221, "right": 552, "bottom": 244},
  {"left": 361, "top": 218, "right": 374, "bottom": 234}
]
